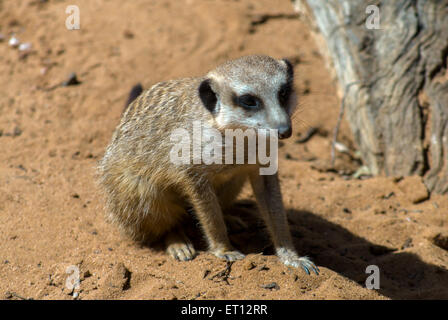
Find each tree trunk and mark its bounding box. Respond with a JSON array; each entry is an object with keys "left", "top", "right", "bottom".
[{"left": 293, "top": 0, "right": 448, "bottom": 193}]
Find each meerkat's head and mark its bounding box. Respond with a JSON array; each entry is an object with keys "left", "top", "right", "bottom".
[{"left": 198, "top": 55, "right": 296, "bottom": 139}]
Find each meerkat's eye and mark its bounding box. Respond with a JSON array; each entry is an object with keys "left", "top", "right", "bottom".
[
  {"left": 236, "top": 94, "right": 260, "bottom": 110},
  {"left": 278, "top": 83, "right": 292, "bottom": 106}
]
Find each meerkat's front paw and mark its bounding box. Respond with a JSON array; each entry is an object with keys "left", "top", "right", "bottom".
[
  {"left": 211, "top": 248, "right": 245, "bottom": 262},
  {"left": 167, "top": 242, "right": 197, "bottom": 261},
  {"left": 165, "top": 229, "right": 196, "bottom": 261},
  {"left": 277, "top": 248, "right": 319, "bottom": 275}
]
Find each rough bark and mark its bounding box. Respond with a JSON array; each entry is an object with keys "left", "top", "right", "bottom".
[{"left": 293, "top": 0, "right": 448, "bottom": 193}]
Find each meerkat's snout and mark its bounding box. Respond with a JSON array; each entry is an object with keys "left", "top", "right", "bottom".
[{"left": 277, "top": 123, "right": 292, "bottom": 139}]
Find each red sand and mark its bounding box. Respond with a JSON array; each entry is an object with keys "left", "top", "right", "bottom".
[{"left": 1, "top": 0, "right": 447, "bottom": 300}]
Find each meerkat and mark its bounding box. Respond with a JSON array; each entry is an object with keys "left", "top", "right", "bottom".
[{"left": 98, "top": 55, "right": 319, "bottom": 275}]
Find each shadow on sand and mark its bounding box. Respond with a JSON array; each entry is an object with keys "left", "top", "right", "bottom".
[{"left": 151, "top": 200, "right": 448, "bottom": 299}]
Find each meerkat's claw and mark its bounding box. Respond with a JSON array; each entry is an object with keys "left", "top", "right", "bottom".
[
  {"left": 212, "top": 249, "right": 245, "bottom": 262},
  {"left": 295, "top": 257, "right": 319, "bottom": 275},
  {"left": 167, "top": 242, "right": 196, "bottom": 261},
  {"left": 277, "top": 248, "right": 319, "bottom": 275},
  {"left": 286, "top": 257, "right": 319, "bottom": 275},
  {"left": 165, "top": 229, "right": 196, "bottom": 261}
]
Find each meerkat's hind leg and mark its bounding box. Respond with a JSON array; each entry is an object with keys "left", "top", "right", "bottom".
[
  {"left": 164, "top": 227, "right": 196, "bottom": 261},
  {"left": 217, "top": 174, "right": 249, "bottom": 234},
  {"left": 224, "top": 215, "right": 248, "bottom": 234}
]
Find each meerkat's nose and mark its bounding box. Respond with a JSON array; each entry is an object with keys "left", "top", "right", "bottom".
[{"left": 277, "top": 124, "right": 292, "bottom": 139}]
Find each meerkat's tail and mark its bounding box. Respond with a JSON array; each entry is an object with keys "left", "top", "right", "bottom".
[{"left": 124, "top": 83, "right": 143, "bottom": 112}]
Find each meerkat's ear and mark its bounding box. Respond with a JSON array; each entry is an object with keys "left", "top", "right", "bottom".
[
  {"left": 282, "top": 59, "right": 294, "bottom": 80},
  {"left": 199, "top": 79, "right": 218, "bottom": 113},
  {"left": 123, "top": 83, "right": 143, "bottom": 114}
]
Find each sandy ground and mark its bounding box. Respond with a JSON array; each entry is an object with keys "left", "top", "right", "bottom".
[{"left": 1, "top": 0, "right": 448, "bottom": 300}]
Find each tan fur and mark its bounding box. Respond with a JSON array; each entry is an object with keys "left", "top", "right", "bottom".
[{"left": 97, "top": 55, "right": 318, "bottom": 274}]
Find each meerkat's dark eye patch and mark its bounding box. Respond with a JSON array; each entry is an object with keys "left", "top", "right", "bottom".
[
  {"left": 199, "top": 79, "right": 217, "bottom": 113},
  {"left": 234, "top": 94, "right": 261, "bottom": 111},
  {"left": 278, "top": 82, "right": 292, "bottom": 107}
]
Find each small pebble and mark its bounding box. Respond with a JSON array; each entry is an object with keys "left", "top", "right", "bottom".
[
  {"left": 83, "top": 270, "right": 92, "bottom": 278},
  {"left": 123, "top": 30, "right": 134, "bottom": 39},
  {"left": 432, "top": 233, "right": 448, "bottom": 251},
  {"left": 62, "top": 72, "right": 81, "bottom": 86},
  {"left": 9, "top": 36, "right": 20, "bottom": 48},
  {"left": 261, "top": 282, "right": 280, "bottom": 290},
  {"left": 13, "top": 126, "right": 22, "bottom": 137},
  {"left": 244, "top": 261, "right": 256, "bottom": 270},
  {"left": 401, "top": 238, "right": 413, "bottom": 249},
  {"left": 18, "top": 42, "right": 32, "bottom": 51}
]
